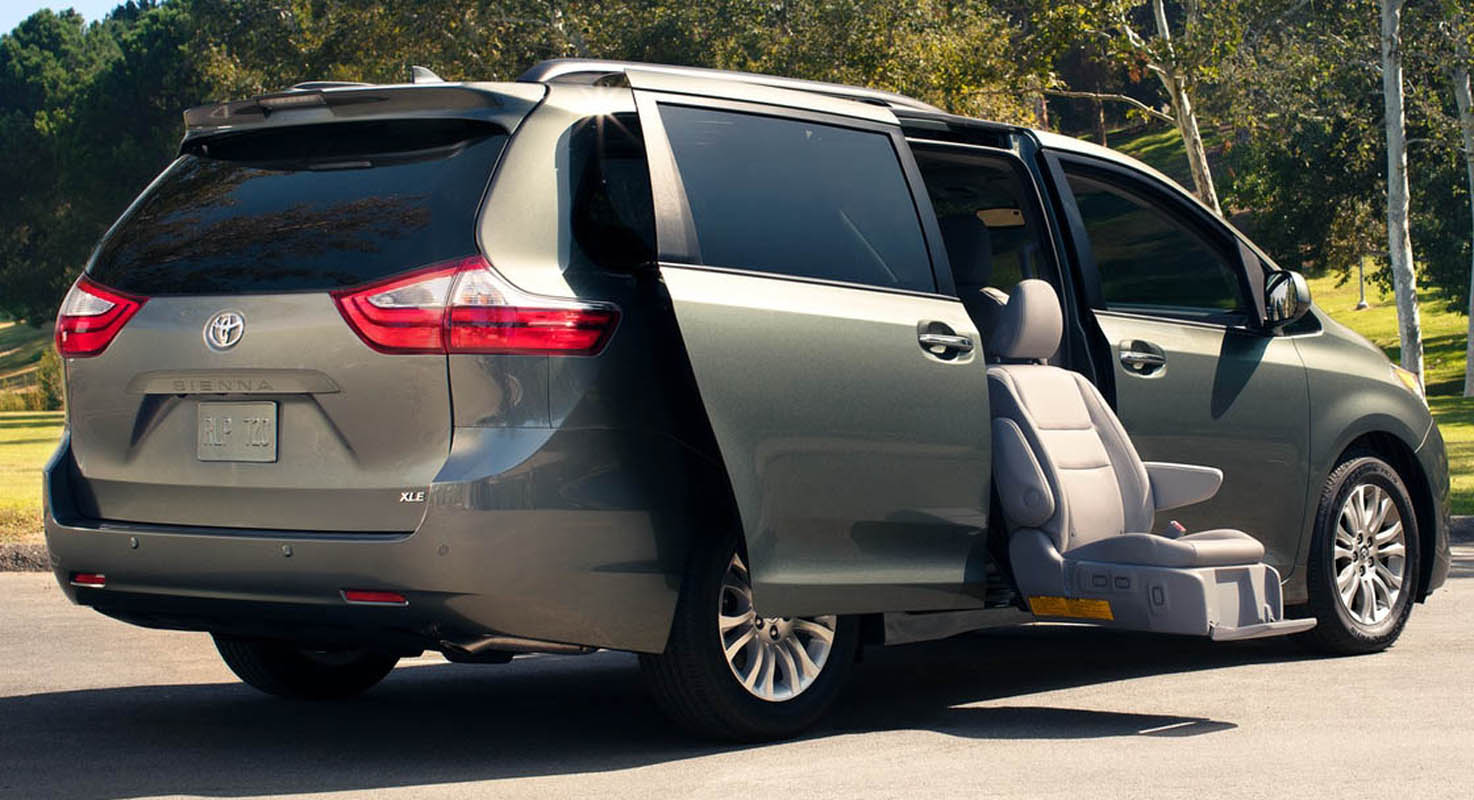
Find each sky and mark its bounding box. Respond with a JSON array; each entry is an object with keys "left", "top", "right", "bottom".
[{"left": 2, "top": 1, "right": 123, "bottom": 35}]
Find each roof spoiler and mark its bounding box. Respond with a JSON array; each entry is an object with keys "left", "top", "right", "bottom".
[{"left": 180, "top": 82, "right": 547, "bottom": 141}]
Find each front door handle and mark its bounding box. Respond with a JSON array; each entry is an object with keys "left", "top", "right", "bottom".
[
  {"left": 1119, "top": 339, "right": 1167, "bottom": 375},
  {"left": 918, "top": 332, "right": 974, "bottom": 354}
]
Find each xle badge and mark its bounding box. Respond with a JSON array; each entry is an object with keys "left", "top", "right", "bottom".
[{"left": 399, "top": 490, "right": 426, "bottom": 503}]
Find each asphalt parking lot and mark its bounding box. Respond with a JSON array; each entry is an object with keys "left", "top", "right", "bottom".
[{"left": 2, "top": 547, "right": 1471, "bottom": 800}]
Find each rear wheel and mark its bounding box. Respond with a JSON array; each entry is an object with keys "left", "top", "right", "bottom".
[
  {"left": 213, "top": 635, "right": 400, "bottom": 700},
  {"left": 1299, "top": 453, "right": 1420, "bottom": 655},
  {"left": 639, "top": 533, "right": 858, "bottom": 741}
]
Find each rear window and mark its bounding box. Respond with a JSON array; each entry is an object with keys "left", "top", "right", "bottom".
[{"left": 88, "top": 119, "right": 507, "bottom": 295}]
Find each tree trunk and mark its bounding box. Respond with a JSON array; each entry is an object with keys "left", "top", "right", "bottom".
[
  {"left": 1095, "top": 95, "right": 1108, "bottom": 145},
  {"left": 1151, "top": 0, "right": 1222, "bottom": 215},
  {"left": 1381, "top": 0, "right": 1424, "bottom": 386},
  {"left": 1453, "top": 58, "right": 1474, "bottom": 396}
]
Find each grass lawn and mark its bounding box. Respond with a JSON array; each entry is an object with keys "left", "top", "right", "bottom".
[
  {"left": 1307, "top": 272, "right": 1474, "bottom": 514},
  {"left": 0, "top": 410, "right": 63, "bottom": 543}
]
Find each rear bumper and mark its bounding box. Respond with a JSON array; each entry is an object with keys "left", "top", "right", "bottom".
[{"left": 45, "top": 427, "right": 720, "bottom": 654}]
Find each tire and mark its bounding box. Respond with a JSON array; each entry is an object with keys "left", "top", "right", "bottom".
[
  {"left": 639, "top": 531, "right": 859, "bottom": 741},
  {"left": 213, "top": 635, "right": 400, "bottom": 700},
  {"left": 1298, "top": 452, "right": 1421, "bottom": 655}
]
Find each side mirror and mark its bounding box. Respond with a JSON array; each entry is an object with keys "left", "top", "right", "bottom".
[{"left": 1264, "top": 270, "right": 1311, "bottom": 328}]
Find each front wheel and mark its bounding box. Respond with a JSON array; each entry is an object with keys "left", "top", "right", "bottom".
[
  {"left": 213, "top": 635, "right": 400, "bottom": 700},
  {"left": 639, "top": 535, "right": 858, "bottom": 741},
  {"left": 1298, "top": 453, "right": 1420, "bottom": 655}
]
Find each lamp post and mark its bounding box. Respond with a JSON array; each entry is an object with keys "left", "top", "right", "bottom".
[{"left": 1356, "top": 259, "right": 1370, "bottom": 310}]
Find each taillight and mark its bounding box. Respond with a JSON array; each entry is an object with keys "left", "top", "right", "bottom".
[
  {"left": 54, "top": 276, "right": 146, "bottom": 357},
  {"left": 331, "top": 255, "right": 619, "bottom": 356},
  {"left": 330, "top": 264, "right": 459, "bottom": 354}
]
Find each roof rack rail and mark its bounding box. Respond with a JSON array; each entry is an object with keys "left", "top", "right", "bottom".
[
  {"left": 516, "top": 58, "right": 943, "bottom": 113},
  {"left": 290, "top": 80, "right": 373, "bottom": 91}
]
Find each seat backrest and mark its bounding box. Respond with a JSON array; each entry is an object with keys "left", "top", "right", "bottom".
[{"left": 987, "top": 280, "right": 1153, "bottom": 553}]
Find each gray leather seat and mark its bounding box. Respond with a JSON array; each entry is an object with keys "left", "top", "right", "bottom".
[
  {"left": 986, "top": 280, "right": 1315, "bottom": 640},
  {"left": 989, "top": 278, "right": 1273, "bottom": 558}
]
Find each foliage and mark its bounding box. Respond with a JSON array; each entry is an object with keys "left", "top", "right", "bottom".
[
  {"left": 35, "top": 349, "right": 63, "bottom": 410},
  {"left": 0, "top": 2, "right": 203, "bottom": 324},
  {"left": 1217, "top": 0, "right": 1474, "bottom": 316}
]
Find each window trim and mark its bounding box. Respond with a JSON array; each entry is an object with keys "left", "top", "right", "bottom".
[
  {"left": 633, "top": 90, "right": 951, "bottom": 296},
  {"left": 1050, "top": 152, "right": 1259, "bottom": 328}
]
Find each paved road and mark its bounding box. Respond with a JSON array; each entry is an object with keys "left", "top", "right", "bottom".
[{"left": 2, "top": 550, "right": 1472, "bottom": 800}]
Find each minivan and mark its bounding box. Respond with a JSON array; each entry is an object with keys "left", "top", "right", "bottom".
[{"left": 45, "top": 60, "right": 1451, "bottom": 741}]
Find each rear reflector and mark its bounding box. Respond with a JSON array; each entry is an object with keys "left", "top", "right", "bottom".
[
  {"left": 55, "top": 277, "right": 146, "bottom": 357},
  {"left": 342, "top": 589, "right": 409, "bottom": 606},
  {"left": 70, "top": 572, "right": 107, "bottom": 587},
  {"left": 331, "top": 255, "right": 618, "bottom": 356}
]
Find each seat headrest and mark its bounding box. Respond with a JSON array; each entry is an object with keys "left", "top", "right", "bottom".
[
  {"left": 990, "top": 279, "right": 1062, "bottom": 361},
  {"left": 938, "top": 214, "right": 992, "bottom": 288}
]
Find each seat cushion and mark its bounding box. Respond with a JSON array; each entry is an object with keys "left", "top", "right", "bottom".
[{"left": 1064, "top": 529, "right": 1264, "bottom": 568}]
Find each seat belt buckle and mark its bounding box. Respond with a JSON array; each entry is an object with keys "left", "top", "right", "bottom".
[{"left": 1165, "top": 520, "right": 1187, "bottom": 539}]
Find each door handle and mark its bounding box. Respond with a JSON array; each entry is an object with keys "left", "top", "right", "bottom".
[
  {"left": 1120, "top": 351, "right": 1166, "bottom": 367},
  {"left": 918, "top": 333, "right": 974, "bottom": 354},
  {"left": 1118, "top": 340, "right": 1167, "bottom": 374}
]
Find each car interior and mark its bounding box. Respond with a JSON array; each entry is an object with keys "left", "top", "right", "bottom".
[{"left": 913, "top": 146, "right": 1055, "bottom": 357}]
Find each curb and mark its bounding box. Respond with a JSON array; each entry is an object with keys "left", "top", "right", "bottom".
[
  {"left": 1451, "top": 515, "right": 1474, "bottom": 545},
  {"left": 0, "top": 542, "right": 48, "bottom": 572}
]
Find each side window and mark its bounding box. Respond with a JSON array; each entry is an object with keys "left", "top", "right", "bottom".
[
  {"left": 570, "top": 113, "right": 656, "bottom": 272},
  {"left": 1065, "top": 168, "right": 1244, "bottom": 320},
  {"left": 657, "top": 104, "right": 935, "bottom": 292}
]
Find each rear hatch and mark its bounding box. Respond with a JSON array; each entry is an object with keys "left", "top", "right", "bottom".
[{"left": 62, "top": 107, "right": 520, "bottom": 532}]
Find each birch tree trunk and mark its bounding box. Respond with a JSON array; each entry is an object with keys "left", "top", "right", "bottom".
[
  {"left": 1381, "top": 0, "right": 1424, "bottom": 386},
  {"left": 1151, "top": 0, "right": 1222, "bottom": 215},
  {"left": 1453, "top": 58, "right": 1474, "bottom": 395}
]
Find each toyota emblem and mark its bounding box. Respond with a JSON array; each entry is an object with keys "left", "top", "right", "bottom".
[{"left": 204, "top": 311, "right": 245, "bottom": 351}]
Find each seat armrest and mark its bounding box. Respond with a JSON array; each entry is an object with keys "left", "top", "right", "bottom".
[{"left": 1144, "top": 462, "right": 1223, "bottom": 512}]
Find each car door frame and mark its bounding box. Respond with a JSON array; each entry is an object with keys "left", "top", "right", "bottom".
[
  {"left": 1039, "top": 146, "right": 1316, "bottom": 576},
  {"left": 1041, "top": 150, "right": 1271, "bottom": 328},
  {"left": 629, "top": 76, "right": 1003, "bottom": 616}
]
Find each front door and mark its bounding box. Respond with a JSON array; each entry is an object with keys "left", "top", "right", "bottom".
[
  {"left": 1053, "top": 155, "right": 1311, "bottom": 576},
  {"left": 632, "top": 76, "right": 993, "bottom": 616}
]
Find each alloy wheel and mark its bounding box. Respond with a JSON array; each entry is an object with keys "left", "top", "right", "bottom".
[
  {"left": 1333, "top": 483, "right": 1407, "bottom": 626},
  {"left": 717, "top": 553, "right": 837, "bottom": 702}
]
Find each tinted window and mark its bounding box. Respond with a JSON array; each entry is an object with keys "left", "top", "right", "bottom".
[
  {"left": 658, "top": 104, "right": 934, "bottom": 292},
  {"left": 1066, "top": 170, "right": 1243, "bottom": 317},
  {"left": 570, "top": 113, "right": 655, "bottom": 272},
  {"left": 89, "top": 119, "right": 507, "bottom": 295}
]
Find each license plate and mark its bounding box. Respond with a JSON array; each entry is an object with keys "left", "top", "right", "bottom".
[{"left": 197, "top": 401, "right": 277, "bottom": 463}]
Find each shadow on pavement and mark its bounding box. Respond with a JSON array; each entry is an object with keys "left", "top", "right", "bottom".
[{"left": 0, "top": 623, "right": 1317, "bottom": 799}]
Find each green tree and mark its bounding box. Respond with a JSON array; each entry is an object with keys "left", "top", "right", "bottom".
[{"left": 0, "top": 2, "right": 203, "bottom": 326}]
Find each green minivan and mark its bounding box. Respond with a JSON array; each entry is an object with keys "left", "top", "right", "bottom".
[{"left": 44, "top": 60, "right": 1450, "bottom": 741}]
